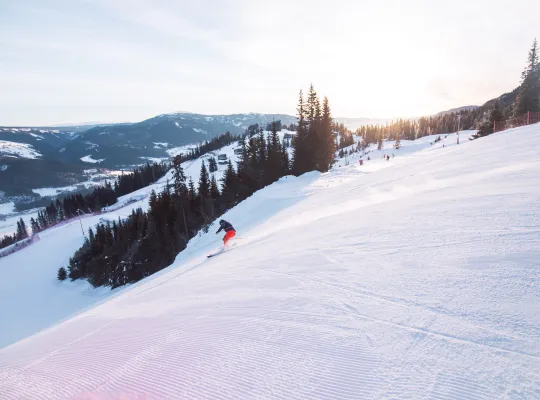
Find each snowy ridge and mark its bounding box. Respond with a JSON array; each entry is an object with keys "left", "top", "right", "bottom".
[
  {"left": 0, "top": 140, "right": 42, "bottom": 159},
  {"left": 1, "top": 125, "right": 539, "bottom": 398}
]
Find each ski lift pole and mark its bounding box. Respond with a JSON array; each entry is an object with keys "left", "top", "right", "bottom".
[
  {"left": 76, "top": 209, "right": 85, "bottom": 237},
  {"left": 457, "top": 113, "right": 461, "bottom": 145}
]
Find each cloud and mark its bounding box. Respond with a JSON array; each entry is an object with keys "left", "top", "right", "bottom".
[{"left": 1, "top": 0, "right": 540, "bottom": 125}]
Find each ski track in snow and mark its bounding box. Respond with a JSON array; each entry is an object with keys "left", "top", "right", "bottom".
[{"left": 1, "top": 126, "right": 540, "bottom": 398}]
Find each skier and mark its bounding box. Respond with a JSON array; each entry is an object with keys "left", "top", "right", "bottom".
[{"left": 216, "top": 219, "right": 236, "bottom": 246}]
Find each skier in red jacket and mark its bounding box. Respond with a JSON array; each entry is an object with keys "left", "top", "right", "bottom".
[{"left": 216, "top": 219, "right": 236, "bottom": 246}]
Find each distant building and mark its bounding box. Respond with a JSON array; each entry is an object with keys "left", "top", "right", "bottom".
[
  {"left": 233, "top": 148, "right": 243, "bottom": 155},
  {"left": 218, "top": 154, "right": 227, "bottom": 161}
]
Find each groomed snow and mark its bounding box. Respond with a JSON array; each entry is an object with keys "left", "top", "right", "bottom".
[
  {"left": 1, "top": 126, "right": 539, "bottom": 399},
  {"left": 0, "top": 140, "right": 42, "bottom": 159}
]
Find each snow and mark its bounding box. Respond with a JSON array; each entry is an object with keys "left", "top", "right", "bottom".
[
  {"left": 193, "top": 127, "right": 208, "bottom": 134},
  {"left": 1, "top": 125, "right": 539, "bottom": 398},
  {"left": 32, "top": 186, "right": 78, "bottom": 197},
  {"left": 0, "top": 140, "right": 41, "bottom": 159},
  {"left": 32, "top": 170, "right": 122, "bottom": 197},
  {"left": 153, "top": 142, "right": 169, "bottom": 148},
  {"left": 0, "top": 202, "right": 15, "bottom": 215},
  {"left": 81, "top": 155, "right": 105, "bottom": 163},
  {"left": 335, "top": 131, "right": 476, "bottom": 168},
  {"left": 139, "top": 156, "right": 167, "bottom": 164},
  {"left": 0, "top": 164, "right": 8, "bottom": 171},
  {"left": 166, "top": 144, "right": 198, "bottom": 157},
  {"left": 0, "top": 209, "right": 41, "bottom": 239},
  {"left": 0, "top": 218, "right": 115, "bottom": 348}
]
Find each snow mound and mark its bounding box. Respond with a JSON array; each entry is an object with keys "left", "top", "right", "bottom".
[
  {"left": 81, "top": 155, "right": 105, "bottom": 163},
  {"left": 1, "top": 125, "right": 539, "bottom": 398}
]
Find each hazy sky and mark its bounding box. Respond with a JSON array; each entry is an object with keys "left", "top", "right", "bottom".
[{"left": 1, "top": 0, "right": 538, "bottom": 126}]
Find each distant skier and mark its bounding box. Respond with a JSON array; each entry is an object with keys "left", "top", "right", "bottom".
[{"left": 216, "top": 219, "right": 236, "bottom": 246}]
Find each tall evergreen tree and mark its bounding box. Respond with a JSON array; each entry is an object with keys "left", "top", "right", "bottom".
[
  {"left": 16, "top": 218, "right": 28, "bottom": 241},
  {"left": 515, "top": 38, "right": 540, "bottom": 115},
  {"left": 172, "top": 156, "right": 187, "bottom": 196},
  {"left": 221, "top": 159, "right": 239, "bottom": 208},
  {"left": 267, "top": 121, "right": 284, "bottom": 182},
  {"left": 292, "top": 89, "right": 311, "bottom": 175},
  {"left": 30, "top": 217, "right": 40, "bottom": 234},
  {"left": 198, "top": 161, "right": 211, "bottom": 200},
  {"left": 316, "top": 96, "right": 336, "bottom": 172},
  {"left": 257, "top": 127, "right": 268, "bottom": 186}
]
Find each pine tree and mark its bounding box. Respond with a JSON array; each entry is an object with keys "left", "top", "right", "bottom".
[
  {"left": 198, "top": 161, "right": 211, "bottom": 200},
  {"left": 210, "top": 175, "right": 221, "bottom": 217},
  {"left": 172, "top": 156, "right": 187, "bottom": 196},
  {"left": 515, "top": 38, "right": 540, "bottom": 115},
  {"left": 316, "top": 96, "right": 336, "bottom": 172},
  {"left": 30, "top": 217, "right": 40, "bottom": 234},
  {"left": 57, "top": 267, "right": 67, "bottom": 281},
  {"left": 221, "top": 159, "right": 238, "bottom": 208},
  {"left": 267, "top": 121, "right": 284, "bottom": 182},
  {"left": 292, "top": 89, "right": 311, "bottom": 175},
  {"left": 188, "top": 177, "right": 196, "bottom": 201},
  {"left": 208, "top": 157, "right": 218, "bottom": 173},
  {"left": 16, "top": 218, "right": 28, "bottom": 241},
  {"left": 472, "top": 101, "right": 503, "bottom": 139},
  {"left": 210, "top": 175, "right": 220, "bottom": 200},
  {"left": 257, "top": 127, "right": 268, "bottom": 186}
]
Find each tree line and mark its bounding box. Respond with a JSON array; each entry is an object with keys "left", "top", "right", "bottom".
[
  {"left": 176, "top": 131, "right": 241, "bottom": 163},
  {"left": 472, "top": 38, "right": 539, "bottom": 139},
  {"left": 114, "top": 162, "right": 169, "bottom": 197},
  {"left": 354, "top": 109, "right": 482, "bottom": 146},
  {"left": 28, "top": 163, "right": 169, "bottom": 235},
  {"left": 0, "top": 218, "right": 30, "bottom": 251},
  {"left": 61, "top": 85, "right": 336, "bottom": 288},
  {"left": 0, "top": 162, "right": 169, "bottom": 252}
]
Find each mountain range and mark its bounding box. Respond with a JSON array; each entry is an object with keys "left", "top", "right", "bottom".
[{"left": 0, "top": 113, "right": 296, "bottom": 199}]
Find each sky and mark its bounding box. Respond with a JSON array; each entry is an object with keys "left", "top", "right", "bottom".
[{"left": 0, "top": 0, "right": 539, "bottom": 126}]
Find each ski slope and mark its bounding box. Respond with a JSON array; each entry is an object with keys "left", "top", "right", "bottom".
[
  {"left": 1, "top": 125, "right": 539, "bottom": 399},
  {"left": 0, "top": 130, "right": 294, "bottom": 349}
]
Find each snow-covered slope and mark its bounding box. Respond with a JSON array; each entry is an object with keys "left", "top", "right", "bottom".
[
  {"left": 0, "top": 130, "right": 293, "bottom": 348},
  {"left": 334, "top": 131, "right": 476, "bottom": 168},
  {"left": 1, "top": 125, "right": 539, "bottom": 399},
  {"left": 0, "top": 140, "right": 42, "bottom": 159}
]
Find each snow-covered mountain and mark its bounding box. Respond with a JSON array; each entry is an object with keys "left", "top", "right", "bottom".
[
  {"left": 60, "top": 112, "right": 296, "bottom": 167},
  {"left": 0, "top": 113, "right": 296, "bottom": 198},
  {"left": 1, "top": 124, "right": 538, "bottom": 398},
  {"left": 436, "top": 105, "right": 480, "bottom": 115}
]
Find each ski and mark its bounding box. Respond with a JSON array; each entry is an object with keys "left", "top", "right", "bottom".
[{"left": 207, "top": 242, "right": 238, "bottom": 258}]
